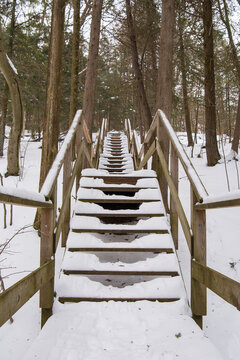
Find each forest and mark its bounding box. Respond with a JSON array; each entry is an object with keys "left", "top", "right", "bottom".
[{"left": 0, "top": 0, "right": 239, "bottom": 177}]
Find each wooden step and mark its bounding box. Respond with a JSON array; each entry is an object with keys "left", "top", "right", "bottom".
[
  {"left": 68, "top": 247, "right": 173, "bottom": 253},
  {"left": 58, "top": 297, "right": 180, "bottom": 303},
  {"left": 77, "top": 198, "right": 160, "bottom": 203},
  {"left": 72, "top": 228, "right": 169, "bottom": 234},
  {"left": 74, "top": 212, "right": 164, "bottom": 218},
  {"left": 57, "top": 273, "right": 183, "bottom": 300},
  {"left": 67, "top": 232, "right": 174, "bottom": 250},
  {"left": 79, "top": 186, "right": 158, "bottom": 192},
  {"left": 63, "top": 270, "right": 179, "bottom": 276}
]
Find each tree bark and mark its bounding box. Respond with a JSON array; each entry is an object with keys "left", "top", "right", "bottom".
[
  {"left": 178, "top": 6, "right": 193, "bottom": 146},
  {"left": 232, "top": 93, "right": 240, "bottom": 153},
  {"left": 39, "top": 0, "right": 66, "bottom": 189},
  {"left": 156, "top": 0, "right": 175, "bottom": 119},
  {"left": 156, "top": 0, "right": 175, "bottom": 212},
  {"left": 203, "top": 0, "right": 220, "bottom": 166},
  {"left": 0, "top": 26, "right": 23, "bottom": 176},
  {"left": 125, "top": 0, "right": 152, "bottom": 130},
  {"left": 82, "top": 0, "right": 103, "bottom": 135},
  {"left": 0, "top": 83, "right": 9, "bottom": 157},
  {"left": 69, "top": 0, "right": 81, "bottom": 125}
]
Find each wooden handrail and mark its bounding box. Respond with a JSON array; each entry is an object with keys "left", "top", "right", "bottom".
[
  {"left": 83, "top": 118, "right": 92, "bottom": 144},
  {"left": 157, "top": 110, "right": 208, "bottom": 203},
  {"left": 156, "top": 141, "right": 192, "bottom": 251},
  {"left": 0, "top": 186, "right": 52, "bottom": 208},
  {"left": 0, "top": 260, "right": 54, "bottom": 327},
  {"left": 144, "top": 112, "right": 158, "bottom": 144},
  {"left": 138, "top": 139, "right": 156, "bottom": 170},
  {"left": 192, "top": 259, "right": 240, "bottom": 311},
  {"left": 55, "top": 143, "right": 84, "bottom": 247},
  {"left": 0, "top": 108, "right": 104, "bottom": 329},
  {"left": 195, "top": 191, "right": 240, "bottom": 210},
  {"left": 40, "top": 110, "right": 82, "bottom": 199}
]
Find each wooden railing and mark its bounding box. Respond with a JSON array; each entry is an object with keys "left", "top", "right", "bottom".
[
  {"left": 0, "top": 111, "right": 107, "bottom": 328},
  {"left": 125, "top": 109, "right": 240, "bottom": 327}
]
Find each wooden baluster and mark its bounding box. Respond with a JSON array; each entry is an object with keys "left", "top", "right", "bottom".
[
  {"left": 170, "top": 143, "right": 178, "bottom": 249},
  {"left": 40, "top": 187, "right": 56, "bottom": 328},
  {"left": 157, "top": 117, "right": 169, "bottom": 212},
  {"left": 191, "top": 189, "right": 207, "bottom": 328},
  {"left": 62, "top": 146, "right": 72, "bottom": 247}
]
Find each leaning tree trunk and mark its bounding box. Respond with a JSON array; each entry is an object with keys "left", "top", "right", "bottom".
[
  {"left": 125, "top": 0, "right": 152, "bottom": 130},
  {"left": 0, "top": 26, "right": 23, "bottom": 176},
  {"left": 82, "top": 0, "right": 103, "bottom": 136},
  {"left": 203, "top": 0, "right": 220, "bottom": 166}
]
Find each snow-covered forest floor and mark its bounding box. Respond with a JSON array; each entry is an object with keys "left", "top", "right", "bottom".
[{"left": 0, "top": 129, "right": 240, "bottom": 359}]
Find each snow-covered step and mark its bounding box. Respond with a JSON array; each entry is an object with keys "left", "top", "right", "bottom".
[
  {"left": 57, "top": 274, "right": 183, "bottom": 302},
  {"left": 77, "top": 187, "right": 161, "bottom": 201},
  {"left": 67, "top": 232, "right": 174, "bottom": 251},
  {"left": 80, "top": 176, "right": 159, "bottom": 188},
  {"left": 62, "top": 252, "right": 179, "bottom": 273},
  {"left": 70, "top": 216, "right": 169, "bottom": 234},
  {"left": 81, "top": 168, "right": 157, "bottom": 179},
  {"left": 73, "top": 200, "right": 164, "bottom": 217}
]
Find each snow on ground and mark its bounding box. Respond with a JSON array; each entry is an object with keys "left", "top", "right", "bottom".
[{"left": 0, "top": 130, "right": 240, "bottom": 359}]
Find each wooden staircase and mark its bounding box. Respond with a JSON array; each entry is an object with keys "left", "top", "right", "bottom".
[{"left": 57, "top": 131, "right": 185, "bottom": 304}]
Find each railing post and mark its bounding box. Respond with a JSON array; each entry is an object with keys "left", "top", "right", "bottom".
[
  {"left": 170, "top": 143, "right": 178, "bottom": 249},
  {"left": 157, "top": 117, "right": 169, "bottom": 212},
  {"left": 142, "top": 143, "right": 146, "bottom": 169},
  {"left": 62, "top": 146, "right": 72, "bottom": 247},
  {"left": 191, "top": 188, "right": 207, "bottom": 328},
  {"left": 40, "top": 195, "right": 55, "bottom": 327}
]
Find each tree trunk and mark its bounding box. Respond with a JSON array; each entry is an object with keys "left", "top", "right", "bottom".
[
  {"left": 232, "top": 93, "right": 240, "bottom": 153},
  {"left": 82, "top": 0, "right": 103, "bottom": 135},
  {"left": 125, "top": 0, "right": 152, "bottom": 130},
  {"left": 0, "top": 83, "right": 9, "bottom": 157},
  {"left": 69, "top": 0, "right": 80, "bottom": 125},
  {"left": 39, "top": 0, "right": 66, "bottom": 189},
  {"left": 156, "top": 0, "right": 175, "bottom": 119},
  {"left": 178, "top": 7, "right": 193, "bottom": 146},
  {"left": 203, "top": 0, "right": 220, "bottom": 166},
  {"left": 0, "top": 26, "right": 23, "bottom": 176},
  {"left": 156, "top": 0, "right": 175, "bottom": 212}
]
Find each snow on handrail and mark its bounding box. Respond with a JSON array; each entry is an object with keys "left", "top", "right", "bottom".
[
  {"left": 195, "top": 190, "right": 240, "bottom": 210},
  {"left": 0, "top": 185, "right": 52, "bottom": 208},
  {"left": 158, "top": 109, "right": 208, "bottom": 202},
  {"left": 40, "top": 110, "right": 82, "bottom": 199}
]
